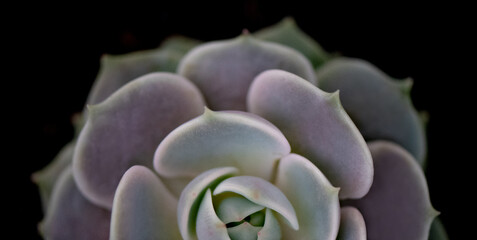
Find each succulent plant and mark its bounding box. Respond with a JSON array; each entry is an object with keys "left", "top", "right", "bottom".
[{"left": 33, "top": 18, "right": 446, "bottom": 240}]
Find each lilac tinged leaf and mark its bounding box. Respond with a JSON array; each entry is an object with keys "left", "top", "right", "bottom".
[
  {"left": 337, "top": 207, "right": 367, "bottom": 240},
  {"left": 317, "top": 58, "right": 427, "bottom": 165},
  {"left": 32, "top": 141, "right": 75, "bottom": 212},
  {"left": 254, "top": 17, "right": 330, "bottom": 68},
  {"left": 110, "top": 166, "right": 180, "bottom": 239},
  {"left": 178, "top": 33, "right": 316, "bottom": 110},
  {"left": 87, "top": 47, "right": 186, "bottom": 105},
  {"left": 40, "top": 167, "right": 110, "bottom": 240},
  {"left": 213, "top": 175, "right": 299, "bottom": 230},
  {"left": 248, "top": 69, "right": 373, "bottom": 199},
  {"left": 275, "top": 153, "right": 340, "bottom": 240},
  {"left": 177, "top": 167, "right": 238, "bottom": 240},
  {"left": 154, "top": 109, "right": 290, "bottom": 182},
  {"left": 196, "top": 189, "right": 230, "bottom": 240},
  {"left": 74, "top": 73, "right": 205, "bottom": 209},
  {"left": 346, "top": 141, "right": 438, "bottom": 240}
]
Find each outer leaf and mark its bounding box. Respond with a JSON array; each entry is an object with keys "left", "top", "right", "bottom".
[
  {"left": 87, "top": 48, "right": 186, "bottom": 105},
  {"left": 213, "top": 175, "right": 299, "bottom": 230},
  {"left": 196, "top": 189, "right": 230, "bottom": 240},
  {"left": 257, "top": 208, "right": 281, "bottom": 240},
  {"left": 254, "top": 17, "right": 330, "bottom": 68},
  {"left": 317, "top": 57, "right": 426, "bottom": 164},
  {"left": 248, "top": 69, "right": 373, "bottom": 199},
  {"left": 32, "top": 141, "right": 75, "bottom": 211},
  {"left": 160, "top": 35, "right": 202, "bottom": 53},
  {"left": 39, "top": 167, "right": 110, "bottom": 240},
  {"left": 177, "top": 167, "right": 238, "bottom": 240},
  {"left": 429, "top": 218, "right": 449, "bottom": 240},
  {"left": 110, "top": 166, "right": 180, "bottom": 239},
  {"left": 337, "top": 207, "right": 367, "bottom": 240},
  {"left": 274, "top": 153, "right": 340, "bottom": 240},
  {"left": 154, "top": 109, "right": 290, "bottom": 182},
  {"left": 74, "top": 73, "right": 205, "bottom": 209},
  {"left": 178, "top": 32, "right": 316, "bottom": 110},
  {"left": 346, "top": 141, "right": 439, "bottom": 240}
]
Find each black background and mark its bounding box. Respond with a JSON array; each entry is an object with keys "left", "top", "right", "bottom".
[{"left": 9, "top": 2, "right": 471, "bottom": 239}]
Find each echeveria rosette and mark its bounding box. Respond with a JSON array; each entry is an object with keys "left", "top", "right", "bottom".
[{"left": 33, "top": 18, "right": 442, "bottom": 240}]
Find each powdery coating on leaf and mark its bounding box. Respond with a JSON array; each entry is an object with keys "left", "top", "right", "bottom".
[
  {"left": 274, "top": 153, "right": 340, "bottom": 240},
  {"left": 178, "top": 33, "right": 316, "bottom": 110},
  {"left": 257, "top": 208, "right": 282, "bottom": 240},
  {"left": 40, "top": 167, "right": 110, "bottom": 240},
  {"left": 110, "top": 165, "right": 180, "bottom": 239},
  {"left": 177, "top": 167, "right": 238, "bottom": 240},
  {"left": 346, "top": 141, "right": 438, "bottom": 240},
  {"left": 213, "top": 175, "right": 299, "bottom": 230},
  {"left": 196, "top": 189, "right": 230, "bottom": 240},
  {"left": 87, "top": 48, "right": 185, "bottom": 105},
  {"left": 74, "top": 73, "right": 205, "bottom": 209},
  {"left": 32, "top": 141, "right": 76, "bottom": 212},
  {"left": 317, "top": 57, "right": 426, "bottom": 164},
  {"left": 154, "top": 109, "right": 291, "bottom": 181},
  {"left": 337, "top": 207, "right": 367, "bottom": 240},
  {"left": 248, "top": 69, "right": 373, "bottom": 199},
  {"left": 254, "top": 17, "right": 330, "bottom": 68}
]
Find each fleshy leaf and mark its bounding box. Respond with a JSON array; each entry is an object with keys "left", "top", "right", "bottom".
[
  {"left": 254, "top": 17, "right": 330, "bottom": 68},
  {"left": 177, "top": 167, "right": 238, "bottom": 240},
  {"left": 154, "top": 109, "right": 290, "bottom": 181},
  {"left": 227, "top": 222, "right": 261, "bottom": 240},
  {"left": 216, "top": 196, "right": 265, "bottom": 224},
  {"left": 316, "top": 57, "right": 427, "bottom": 164},
  {"left": 257, "top": 208, "right": 281, "bottom": 240},
  {"left": 110, "top": 166, "right": 180, "bottom": 239},
  {"left": 160, "top": 35, "right": 202, "bottom": 53},
  {"left": 196, "top": 189, "right": 230, "bottom": 240},
  {"left": 429, "top": 218, "right": 449, "bottom": 240},
  {"left": 40, "top": 167, "right": 110, "bottom": 240},
  {"left": 87, "top": 47, "right": 187, "bottom": 105},
  {"left": 178, "top": 32, "right": 316, "bottom": 110},
  {"left": 274, "top": 153, "right": 340, "bottom": 240},
  {"left": 337, "top": 207, "right": 367, "bottom": 240},
  {"left": 32, "top": 141, "right": 75, "bottom": 211},
  {"left": 213, "top": 175, "right": 299, "bottom": 230},
  {"left": 346, "top": 141, "right": 439, "bottom": 240},
  {"left": 248, "top": 69, "right": 373, "bottom": 199},
  {"left": 74, "top": 73, "right": 205, "bottom": 209}
]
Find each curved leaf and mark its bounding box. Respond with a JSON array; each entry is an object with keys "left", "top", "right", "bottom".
[
  {"left": 227, "top": 222, "right": 261, "bottom": 240},
  {"left": 257, "top": 208, "right": 282, "bottom": 240},
  {"left": 213, "top": 175, "right": 298, "bottom": 230},
  {"left": 275, "top": 153, "right": 340, "bottom": 240},
  {"left": 196, "top": 189, "right": 230, "bottom": 240},
  {"left": 216, "top": 196, "right": 265, "bottom": 224},
  {"left": 110, "top": 166, "right": 180, "bottom": 239},
  {"left": 254, "top": 17, "right": 330, "bottom": 68},
  {"left": 87, "top": 47, "right": 186, "bottom": 105},
  {"left": 74, "top": 72, "right": 205, "bottom": 209},
  {"left": 248, "top": 69, "right": 373, "bottom": 199},
  {"left": 40, "top": 167, "right": 110, "bottom": 240},
  {"left": 32, "top": 141, "right": 75, "bottom": 211},
  {"left": 337, "top": 207, "right": 367, "bottom": 240},
  {"left": 178, "top": 32, "right": 316, "bottom": 110},
  {"left": 177, "top": 167, "right": 238, "bottom": 240},
  {"left": 346, "top": 141, "right": 438, "bottom": 240},
  {"left": 154, "top": 109, "right": 290, "bottom": 181},
  {"left": 317, "top": 58, "right": 427, "bottom": 164}
]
